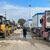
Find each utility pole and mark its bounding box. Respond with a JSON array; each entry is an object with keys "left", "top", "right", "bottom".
[{"left": 28, "top": 5, "right": 31, "bottom": 28}]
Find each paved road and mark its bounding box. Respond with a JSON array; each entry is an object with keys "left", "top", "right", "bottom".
[{"left": 0, "top": 29, "right": 50, "bottom": 50}]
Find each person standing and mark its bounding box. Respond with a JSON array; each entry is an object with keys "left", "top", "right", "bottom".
[{"left": 23, "top": 27, "right": 27, "bottom": 39}]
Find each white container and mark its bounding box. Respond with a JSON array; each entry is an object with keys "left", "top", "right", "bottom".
[{"left": 32, "top": 13, "right": 44, "bottom": 29}]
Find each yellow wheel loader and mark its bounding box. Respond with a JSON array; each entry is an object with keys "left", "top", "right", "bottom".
[{"left": 0, "top": 15, "right": 7, "bottom": 38}]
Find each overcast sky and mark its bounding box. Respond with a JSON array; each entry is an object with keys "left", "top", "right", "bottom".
[{"left": 0, "top": 0, "right": 50, "bottom": 22}]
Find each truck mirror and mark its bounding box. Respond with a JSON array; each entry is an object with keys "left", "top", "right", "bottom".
[{"left": 40, "top": 19, "right": 43, "bottom": 23}]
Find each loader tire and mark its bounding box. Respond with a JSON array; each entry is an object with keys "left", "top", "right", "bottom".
[
  {"left": 2, "top": 33, "right": 6, "bottom": 38},
  {"left": 4, "top": 31, "right": 7, "bottom": 38},
  {"left": 1, "top": 34, "right": 4, "bottom": 38},
  {"left": 2, "top": 35, "right": 5, "bottom": 38}
]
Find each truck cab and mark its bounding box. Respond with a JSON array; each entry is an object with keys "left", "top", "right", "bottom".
[{"left": 40, "top": 10, "right": 50, "bottom": 41}]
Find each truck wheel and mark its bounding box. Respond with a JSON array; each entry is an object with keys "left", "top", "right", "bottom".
[
  {"left": 44, "top": 38, "right": 46, "bottom": 40},
  {"left": 48, "top": 31, "right": 50, "bottom": 42},
  {"left": 48, "top": 34, "right": 50, "bottom": 42},
  {"left": 39, "top": 33, "right": 41, "bottom": 37},
  {"left": 48, "top": 36, "right": 50, "bottom": 42}
]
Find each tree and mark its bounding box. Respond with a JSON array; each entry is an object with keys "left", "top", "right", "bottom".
[{"left": 18, "top": 19, "right": 26, "bottom": 26}]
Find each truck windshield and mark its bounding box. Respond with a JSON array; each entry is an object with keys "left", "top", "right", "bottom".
[
  {"left": 46, "top": 11, "right": 50, "bottom": 22},
  {"left": 47, "top": 17, "right": 50, "bottom": 22}
]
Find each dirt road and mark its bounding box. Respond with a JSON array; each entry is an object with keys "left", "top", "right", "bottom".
[{"left": 0, "top": 29, "right": 50, "bottom": 50}]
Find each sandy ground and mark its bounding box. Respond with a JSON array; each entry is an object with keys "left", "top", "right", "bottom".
[{"left": 0, "top": 29, "right": 50, "bottom": 50}]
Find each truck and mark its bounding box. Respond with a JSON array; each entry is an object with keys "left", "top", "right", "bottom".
[
  {"left": 23, "top": 19, "right": 32, "bottom": 31},
  {"left": 40, "top": 10, "right": 50, "bottom": 41},
  {"left": 32, "top": 13, "right": 44, "bottom": 36}
]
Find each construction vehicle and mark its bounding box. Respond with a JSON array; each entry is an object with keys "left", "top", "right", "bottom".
[
  {"left": 40, "top": 10, "right": 50, "bottom": 41},
  {"left": 32, "top": 11, "right": 50, "bottom": 41},
  {"left": 4, "top": 20, "right": 12, "bottom": 35},
  {"left": 0, "top": 15, "right": 7, "bottom": 38}
]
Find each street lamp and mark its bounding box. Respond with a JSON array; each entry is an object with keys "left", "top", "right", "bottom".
[
  {"left": 5, "top": 11, "right": 6, "bottom": 18},
  {"left": 29, "top": 5, "right": 31, "bottom": 19},
  {"left": 28, "top": 5, "right": 31, "bottom": 28}
]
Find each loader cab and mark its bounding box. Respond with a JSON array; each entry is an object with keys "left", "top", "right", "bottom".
[
  {"left": 4, "top": 20, "right": 10, "bottom": 27},
  {"left": 4, "top": 20, "right": 10, "bottom": 24},
  {"left": 0, "top": 16, "right": 6, "bottom": 24}
]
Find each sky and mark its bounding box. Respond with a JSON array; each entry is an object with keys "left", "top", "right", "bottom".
[
  {"left": 0, "top": 0, "right": 50, "bottom": 22},
  {"left": 0, "top": 0, "right": 50, "bottom": 7}
]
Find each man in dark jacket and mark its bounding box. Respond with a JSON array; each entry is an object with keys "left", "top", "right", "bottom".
[{"left": 23, "top": 27, "right": 27, "bottom": 39}]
